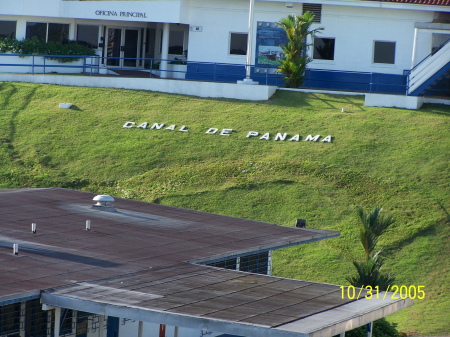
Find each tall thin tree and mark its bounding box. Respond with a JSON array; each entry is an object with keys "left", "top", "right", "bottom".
[
  {"left": 346, "top": 207, "right": 396, "bottom": 291},
  {"left": 277, "top": 12, "right": 323, "bottom": 88}
]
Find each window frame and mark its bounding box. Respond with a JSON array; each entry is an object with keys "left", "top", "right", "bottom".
[
  {"left": 168, "top": 30, "right": 185, "bottom": 55},
  {"left": 373, "top": 40, "right": 396, "bottom": 65},
  {"left": 76, "top": 24, "right": 99, "bottom": 48},
  {"left": 229, "top": 32, "right": 248, "bottom": 56},
  {"left": 0, "top": 20, "right": 17, "bottom": 39},
  {"left": 26, "top": 22, "right": 69, "bottom": 43},
  {"left": 313, "top": 37, "right": 335, "bottom": 61}
]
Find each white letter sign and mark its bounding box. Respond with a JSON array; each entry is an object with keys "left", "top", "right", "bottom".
[
  {"left": 304, "top": 134, "right": 320, "bottom": 142},
  {"left": 123, "top": 122, "right": 135, "bottom": 128},
  {"left": 220, "top": 129, "right": 233, "bottom": 136},
  {"left": 205, "top": 128, "right": 218, "bottom": 134}
]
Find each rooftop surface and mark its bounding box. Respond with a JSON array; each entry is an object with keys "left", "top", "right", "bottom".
[
  {"left": 367, "top": 0, "right": 450, "bottom": 5},
  {"left": 0, "top": 188, "right": 413, "bottom": 337}
]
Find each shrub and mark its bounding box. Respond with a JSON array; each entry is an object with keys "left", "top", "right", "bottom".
[
  {"left": 0, "top": 37, "right": 95, "bottom": 63},
  {"left": 342, "top": 318, "right": 404, "bottom": 337}
]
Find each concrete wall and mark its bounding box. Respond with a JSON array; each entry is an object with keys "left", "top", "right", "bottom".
[
  {"left": 0, "top": 74, "right": 277, "bottom": 101},
  {"left": 365, "top": 93, "right": 424, "bottom": 110}
]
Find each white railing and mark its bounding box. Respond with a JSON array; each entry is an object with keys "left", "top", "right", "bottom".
[{"left": 407, "top": 40, "right": 450, "bottom": 95}]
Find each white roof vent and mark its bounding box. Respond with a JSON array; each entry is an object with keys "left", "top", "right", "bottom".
[{"left": 92, "top": 195, "right": 117, "bottom": 212}]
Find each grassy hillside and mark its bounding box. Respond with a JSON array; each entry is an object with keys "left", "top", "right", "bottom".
[{"left": 0, "top": 82, "right": 449, "bottom": 335}]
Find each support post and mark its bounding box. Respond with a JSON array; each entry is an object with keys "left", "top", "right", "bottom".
[
  {"left": 366, "top": 321, "right": 373, "bottom": 337},
  {"left": 411, "top": 28, "right": 419, "bottom": 68},
  {"left": 174, "top": 326, "right": 179, "bottom": 337},
  {"left": 54, "top": 307, "right": 61, "bottom": 337},
  {"left": 99, "top": 315, "right": 105, "bottom": 337},
  {"left": 238, "top": 0, "right": 258, "bottom": 84},
  {"left": 267, "top": 250, "right": 273, "bottom": 275},
  {"left": 138, "top": 321, "right": 144, "bottom": 337},
  {"left": 160, "top": 23, "right": 170, "bottom": 78},
  {"left": 245, "top": 0, "right": 255, "bottom": 79}
]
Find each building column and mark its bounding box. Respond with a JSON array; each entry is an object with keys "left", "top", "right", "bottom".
[
  {"left": 15, "top": 18, "right": 27, "bottom": 40},
  {"left": 138, "top": 321, "right": 144, "bottom": 337},
  {"left": 267, "top": 250, "right": 273, "bottom": 275},
  {"left": 174, "top": 326, "right": 179, "bottom": 337},
  {"left": 99, "top": 315, "right": 105, "bottom": 337},
  {"left": 160, "top": 23, "right": 170, "bottom": 78},
  {"left": 411, "top": 28, "right": 419, "bottom": 68},
  {"left": 54, "top": 307, "right": 61, "bottom": 337},
  {"left": 366, "top": 322, "right": 373, "bottom": 337}
]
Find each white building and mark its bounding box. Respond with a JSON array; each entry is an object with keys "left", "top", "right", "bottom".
[{"left": 0, "top": 0, "right": 449, "bottom": 97}]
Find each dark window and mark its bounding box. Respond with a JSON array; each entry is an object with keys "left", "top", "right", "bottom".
[
  {"left": 207, "top": 258, "right": 237, "bottom": 270},
  {"left": 77, "top": 25, "right": 99, "bottom": 48},
  {"left": 0, "top": 20, "right": 17, "bottom": 38},
  {"left": 230, "top": 33, "right": 247, "bottom": 55},
  {"left": 48, "top": 23, "right": 69, "bottom": 43},
  {"left": 26, "top": 22, "right": 69, "bottom": 43},
  {"left": 25, "top": 299, "right": 50, "bottom": 337},
  {"left": 76, "top": 311, "right": 90, "bottom": 337},
  {"left": 313, "top": 37, "right": 335, "bottom": 60},
  {"left": 60, "top": 309, "right": 73, "bottom": 336},
  {"left": 374, "top": 41, "right": 396, "bottom": 64},
  {"left": 77, "top": 25, "right": 98, "bottom": 48},
  {"left": 146, "top": 28, "right": 156, "bottom": 56},
  {"left": 303, "top": 4, "right": 322, "bottom": 23},
  {"left": 169, "top": 31, "right": 184, "bottom": 55},
  {"left": 26, "top": 22, "right": 47, "bottom": 41},
  {"left": 0, "top": 302, "right": 21, "bottom": 336},
  {"left": 239, "top": 252, "right": 269, "bottom": 275}
]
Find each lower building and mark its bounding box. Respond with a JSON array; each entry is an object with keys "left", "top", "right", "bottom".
[{"left": 0, "top": 188, "right": 412, "bottom": 337}]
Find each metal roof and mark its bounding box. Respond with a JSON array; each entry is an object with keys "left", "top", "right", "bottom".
[
  {"left": 366, "top": 0, "right": 450, "bottom": 5},
  {"left": 0, "top": 188, "right": 413, "bottom": 337}
]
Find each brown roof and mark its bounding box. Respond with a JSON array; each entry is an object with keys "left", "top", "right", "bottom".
[
  {"left": 0, "top": 187, "right": 337, "bottom": 299},
  {"left": 0, "top": 188, "right": 413, "bottom": 336},
  {"left": 366, "top": 0, "right": 450, "bottom": 5}
]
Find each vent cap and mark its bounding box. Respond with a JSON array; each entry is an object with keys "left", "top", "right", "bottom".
[{"left": 92, "top": 195, "right": 117, "bottom": 212}]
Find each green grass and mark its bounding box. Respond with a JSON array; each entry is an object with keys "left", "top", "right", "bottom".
[{"left": 1, "top": 82, "right": 449, "bottom": 335}]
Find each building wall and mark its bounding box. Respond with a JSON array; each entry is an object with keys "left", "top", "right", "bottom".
[
  {"left": 185, "top": 0, "right": 435, "bottom": 74},
  {"left": 0, "top": 0, "right": 446, "bottom": 94},
  {"left": 0, "top": 0, "right": 439, "bottom": 72}
]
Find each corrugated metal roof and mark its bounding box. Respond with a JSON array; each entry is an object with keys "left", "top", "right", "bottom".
[
  {"left": 366, "top": 0, "right": 450, "bottom": 5},
  {"left": 0, "top": 188, "right": 413, "bottom": 337},
  {"left": 45, "top": 264, "right": 352, "bottom": 326},
  {"left": 0, "top": 188, "right": 338, "bottom": 299}
]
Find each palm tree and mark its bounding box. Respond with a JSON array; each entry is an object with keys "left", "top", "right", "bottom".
[
  {"left": 357, "top": 206, "right": 395, "bottom": 261},
  {"left": 347, "top": 207, "right": 396, "bottom": 290},
  {"left": 277, "top": 12, "right": 323, "bottom": 88},
  {"left": 346, "top": 208, "right": 399, "bottom": 337},
  {"left": 346, "top": 251, "right": 395, "bottom": 291}
]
